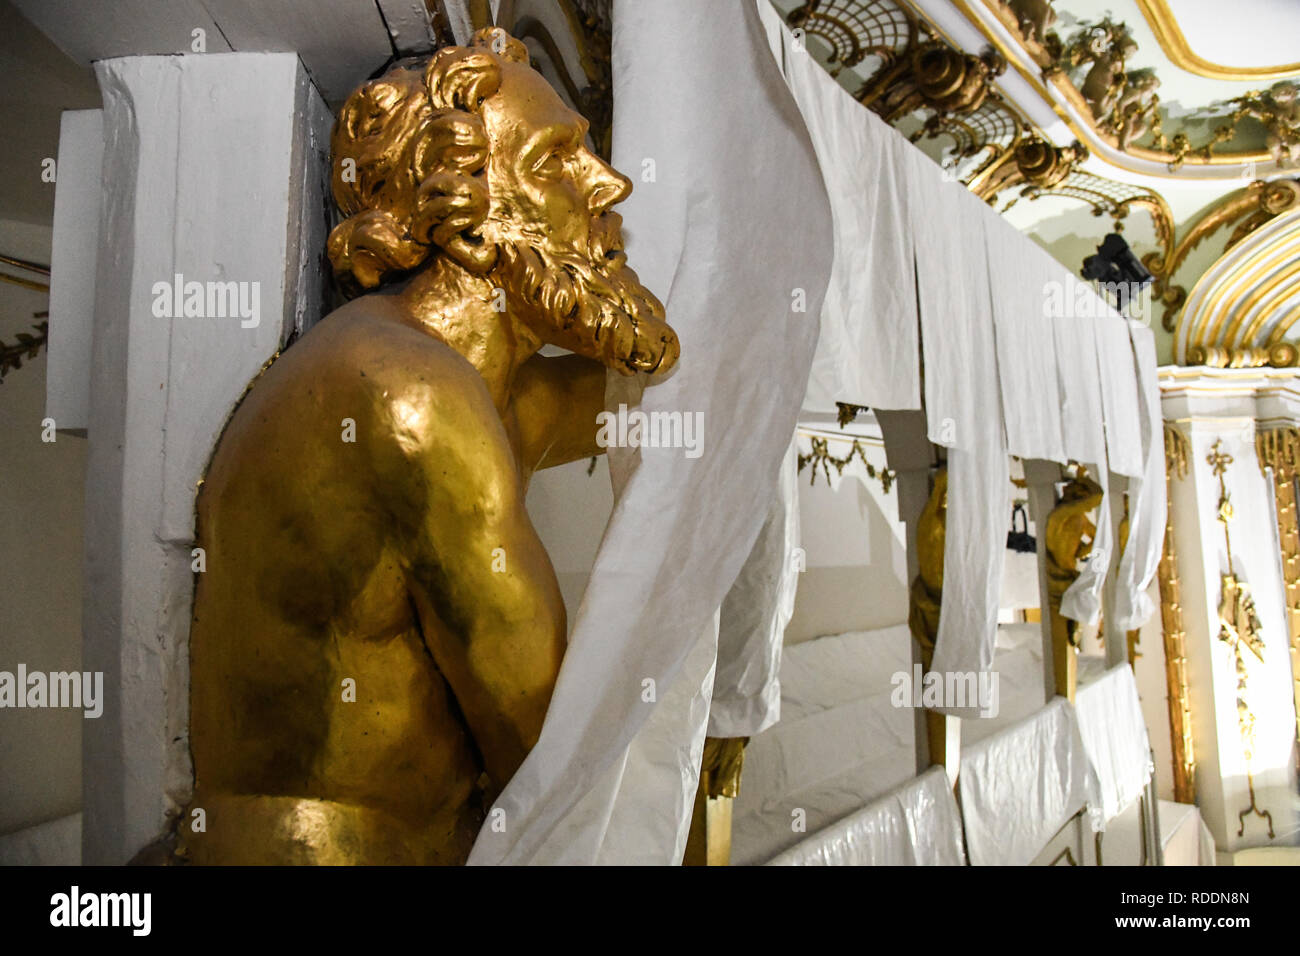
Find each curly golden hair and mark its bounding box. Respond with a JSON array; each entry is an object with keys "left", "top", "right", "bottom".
[{"left": 328, "top": 29, "right": 529, "bottom": 291}]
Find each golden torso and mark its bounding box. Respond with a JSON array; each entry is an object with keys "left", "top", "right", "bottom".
[{"left": 183, "top": 289, "right": 601, "bottom": 865}]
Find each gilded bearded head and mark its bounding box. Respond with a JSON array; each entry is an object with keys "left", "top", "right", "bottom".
[{"left": 328, "top": 28, "right": 678, "bottom": 376}]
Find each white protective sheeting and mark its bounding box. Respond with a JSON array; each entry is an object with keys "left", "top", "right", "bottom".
[
  {"left": 766, "top": 2, "right": 920, "bottom": 415},
  {"left": 710, "top": 437, "right": 801, "bottom": 736},
  {"left": 962, "top": 622, "right": 1049, "bottom": 746},
  {"left": 959, "top": 697, "right": 1102, "bottom": 865},
  {"left": 1060, "top": 310, "right": 1146, "bottom": 625},
  {"left": 1095, "top": 313, "right": 1146, "bottom": 479},
  {"left": 731, "top": 627, "right": 917, "bottom": 865},
  {"left": 1074, "top": 663, "right": 1154, "bottom": 827},
  {"left": 1112, "top": 321, "right": 1166, "bottom": 630},
  {"left": 468, "top": 0, "right": 833, "bottom": 864},
  {"left": 983, "top": 211, "right": 1067, "bottom": 464},
  {"left": 1160, "top": 801, "right": 1217, "bottom": 866},
  {"left": 766, "top": 766, "right": 965, "bottom": 866},
  {"left": 924, "top": 183, "right": 1010, "bottom": 680},
  {"left": 1053, "top": 308, "right": 1112, "bottom": 622},
  {"left": 1000, "top": 550, "right": 1042, "bottom": 609},
  {"left": 1052, "top": 312, "right": 1108, "bottom": 467}
]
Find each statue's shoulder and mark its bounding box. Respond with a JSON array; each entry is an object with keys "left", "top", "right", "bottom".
[{"left": 290, "top": 295, "right": 483, "bottom": 394}]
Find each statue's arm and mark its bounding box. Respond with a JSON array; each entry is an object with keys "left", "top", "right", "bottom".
[
  {"left": 510, "top": 353, "right": 607, "bottom": 473},
  {"left": 382, "top": 369, "right": 566, "bottom": 790}
]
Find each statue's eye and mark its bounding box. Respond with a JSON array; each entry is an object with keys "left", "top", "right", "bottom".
[{"left": 535, "top": 150, "right": 566, "bottom": 178}]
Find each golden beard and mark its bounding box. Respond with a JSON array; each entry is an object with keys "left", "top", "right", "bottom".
[{"left": 489, "top": 214, "right": 679, "bottom": 375}]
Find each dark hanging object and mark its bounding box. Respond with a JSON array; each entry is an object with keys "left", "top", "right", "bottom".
[{"left": 1006, "top": 502, "right": 1036, "bottom": 553}]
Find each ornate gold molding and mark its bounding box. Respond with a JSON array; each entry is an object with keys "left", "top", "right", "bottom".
[
  {"left": 1167, "top": 179, "right": 1300, "bottom": 338},
  {"left": 1256, "top": 427, "right": 1300, "bottom": 777},
  {"left": 1206, "top": 439, "right": 1274, "bottom": 839},
  {"left": 798, "top": 435, "right": 897, "bottom": 493},
  {"left": 1158, "top": 424, "right": 1196, "bottom": 804},
  {"left": 1135, "top": 0, "right": 1300, "bottom": 83},
  {"left": 1177, "top": 196, "right": 1300, "bottom": 355},
  {"left": 954, "top": 0, "right": 1275, "bottom": 171}
]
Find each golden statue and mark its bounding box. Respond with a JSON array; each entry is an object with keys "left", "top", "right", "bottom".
[
  {"left": 908, "top": 467, "right": 947, "bottom": 668},
  {"left": 1043, "top": 470, "right": 1103, "bottom": 652},
  {"left": 179, "top": 29, "right": 678, "bottom": 865}
]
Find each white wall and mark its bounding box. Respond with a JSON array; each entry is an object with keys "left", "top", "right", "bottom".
[
  {"left": 786, "top": 474, "right": 908, "bottom": 644},
  {"left": 0, "top": 218, "right": 85, "bottom": 839},
  {"left": 527, "top": 449, "right": 911, "bottom": 648}
]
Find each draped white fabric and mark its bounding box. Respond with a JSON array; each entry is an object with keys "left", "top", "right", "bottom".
[
  {"left": 753, "top": 0, "right": 1160, "bottom": 678},
  {"left": 1074, "top": 663, "right": 1154, "bottom": 827},
  {"left": 1113, "top": 322, "right": 1166, "bottom": 631},
  {"left": 766, "top": 767, "right": 966, "bottom": 866},
  {"left": 907, "top": 155, "right": 1011, "bottom": 679},
  {"left": 1055, "top": 310, "right": 1112, "bottom": 625},
  {"left": 1096, "top": 313, "right": 1146, "bottom": 479},
  {"left": 710, "top": 437, "right": 801, "bottom": 737},
  {"left": 959, "top": 697, "right": 1102, "bottom": 866},
  {"left": 772, "top": 4, "right": 921, "bottom": 415},
  {"left": 468, "top": 0, "right": 833, "bottom": 864},
  {"left": 984, "top": 212, "right": 1068, "bottom": 464}
]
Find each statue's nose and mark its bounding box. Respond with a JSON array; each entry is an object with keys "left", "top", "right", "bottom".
[{"left": 580, "top": 150, "right": 631, "bottom": 214}]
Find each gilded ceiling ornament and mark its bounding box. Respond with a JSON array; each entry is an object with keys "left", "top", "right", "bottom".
[
  {"left": 1136, "top": 0, "right": 1300, "bottom": 83},
  {"left": 1171, "top": 178, "right": 1300, "bottom": 343},
  {"left": 787, "top": 0, "right": 917, "bottom": 78},
  {"left": 1227, "top": 82, "right": 1300, "bottom": 168},
  {"left": 863, "top": 39, "right": 1007, "bottom": 124},
  {"left": 1101, "top": 68, "right": 1160, "bottom": 151},
  {"left": 969, "top": 135, "right": 1087, "bottom": 201},
  {"left": 1001, "top": 0, "right": 1057, "bottom": 50},
  {"left": 1130, "top": 178, "right": 1300, "bottom": 336},
  {"left": 1057, "top": 18, "right": 1138, "bottom": 124},
  {"left": 179, "top": 29, "right": 678, "bottom": 865}
]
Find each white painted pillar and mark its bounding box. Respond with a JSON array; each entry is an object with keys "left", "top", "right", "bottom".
[
  {"left": 877, "top": 409, "right": 960, "bottom": 780},
  {"left": 1022, "top": 458, "right": 1062, "bottom": 703},
  {"left": 80, "top": 52, "right": 331, "bottom": 864},
  {"left": 1160, "top": 368, "right": 1300, "bottom": 855}
]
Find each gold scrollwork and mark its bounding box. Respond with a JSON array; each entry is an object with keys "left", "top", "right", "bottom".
[
  {"left": 1158, "top": 424, "right": 1196, "bottom": 804},
  {"left": 798, "top": 435, "right": 897, "bottom": 493},
  {"left": 1206, "top": 439, "right": 1274, "bottom": 839},
  {"left": 1160, "top": 179, "right": 1300, "bottom": 336},
  {"left": 1256, "top": 427, "right": 1300, "bottom": 778}
]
